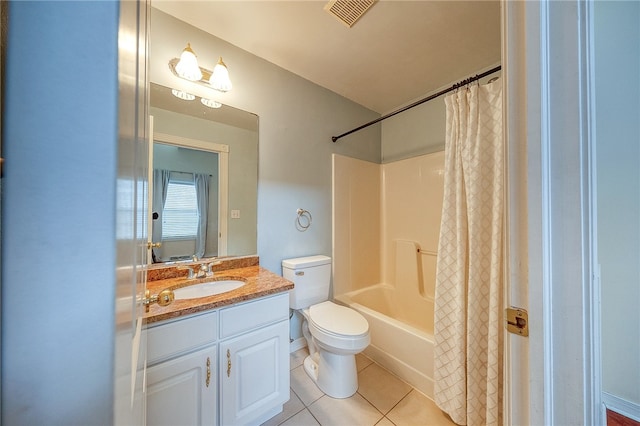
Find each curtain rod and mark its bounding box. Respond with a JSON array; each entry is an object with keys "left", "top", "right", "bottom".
[{"left": 331, "top": 65, "right": 501, "bottom": 143}]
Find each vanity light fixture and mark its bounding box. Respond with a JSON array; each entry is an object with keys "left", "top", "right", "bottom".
[
  {"left": 171, "top": 89, "right": 196, "bottom": 101},
  {"left": 200, "top": 98, "right": 222, "bottom": 109},
  {"left": 209, "top": 57, "right": 233, "bottom": 93},
  {"left": 169, "top": 44, "right": 233, "bottom": 93},
  {"left": 174, "top": 43, "right": 203, "bottom": 81}
]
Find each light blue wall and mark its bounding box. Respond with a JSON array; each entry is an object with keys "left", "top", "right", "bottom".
[
  {"left": 150, "top": 9, "right": 381, "bottom": 273},
  {"left": 595, "top": 0, "right": 640, "bottom": 407},
  {"left": 381, "top": 69, "right": 500, "bottom": 163},
  {"left": 2, "top": 2, "right": 119, "bottom": 423}
]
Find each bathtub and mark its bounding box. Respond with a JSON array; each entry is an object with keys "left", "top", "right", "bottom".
[{"left": 335, "top": 283, "right": 435, "bottom": 398}]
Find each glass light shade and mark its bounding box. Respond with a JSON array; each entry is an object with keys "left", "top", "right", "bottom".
[
  {"left": 171, "top": 89, "right": 196, "bottom": 101},
  {"left": 174, "top": 43, "right": 203, "bottom": 81},
  {"left": 200, "top": 98, "right": 222, "bottom": 109},
  {"left": 209, "top": 57, "right": 233, "bottom": 92}
]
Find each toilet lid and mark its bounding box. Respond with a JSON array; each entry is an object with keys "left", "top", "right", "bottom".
[{"left": 309, "top": 301, "right": 369, "bottom": 337}]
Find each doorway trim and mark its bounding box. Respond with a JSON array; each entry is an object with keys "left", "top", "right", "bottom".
[{"left": 503, "top": 0, "right": 601, "bottom": 423}]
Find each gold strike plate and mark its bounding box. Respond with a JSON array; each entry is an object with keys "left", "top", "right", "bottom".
[{"left": 506, "top": 307, "right": 529, "bottom": 337}]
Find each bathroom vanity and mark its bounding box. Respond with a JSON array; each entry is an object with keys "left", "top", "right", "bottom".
[{"left": 144, "top": 259, "right": 293, "bottom": 426}]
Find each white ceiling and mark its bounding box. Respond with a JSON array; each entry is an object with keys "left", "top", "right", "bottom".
[{"left": 152, "top": 0, "right": 501, "bottom": 114}]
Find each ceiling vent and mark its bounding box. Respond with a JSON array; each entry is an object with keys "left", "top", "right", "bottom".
[{"left": 324, "top": 0, "right": 376, "bottom": 28}]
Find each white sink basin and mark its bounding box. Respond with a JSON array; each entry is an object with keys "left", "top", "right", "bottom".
[{"left": 173, "top": 279, "right": 246, "bottom": 300}]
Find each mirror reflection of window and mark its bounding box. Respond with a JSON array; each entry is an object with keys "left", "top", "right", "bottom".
[{"left": 162, "top": 175, "right": 199, "bottom": 240}]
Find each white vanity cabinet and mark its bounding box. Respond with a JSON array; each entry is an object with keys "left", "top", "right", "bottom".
[
  {"left": 145, "top": 292, "right": 290, "bottom": 426},
  {"left": 219, "top": 293, "right": 290, "bottom": 425},
  {"left": 146, "top": 309, "right": 219, "bottom": 425},
  {"left": 146, "top": 344, "right": 217, "bottom": 425}
]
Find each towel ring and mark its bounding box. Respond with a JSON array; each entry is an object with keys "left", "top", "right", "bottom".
[{"left": 296, "top": 208, "right": 312, "bottom": 232}]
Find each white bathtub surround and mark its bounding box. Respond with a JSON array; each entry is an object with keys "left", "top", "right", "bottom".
[
  {"left": 434, "top": 80, "right": 504, "bottom": 426},
  {"left": 332, "top": 151, "right": 445, "bottom": 399}
]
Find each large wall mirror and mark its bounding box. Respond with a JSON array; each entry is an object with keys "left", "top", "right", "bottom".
[
  {"left": 148, "top": 6, "right": 259, "bottom": 264},
  {"left": 149, "top": 83, "right": 258, "bottom": 263}
]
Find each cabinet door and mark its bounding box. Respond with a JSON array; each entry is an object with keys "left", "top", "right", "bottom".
[
  {"left": 147, "top": 345, "right": 217, "bottom": 426},
  {"left": 220, "top": 320, "right": 289, "bottom": 425}
]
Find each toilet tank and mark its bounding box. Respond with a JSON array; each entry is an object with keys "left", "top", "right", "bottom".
[{"left": 282, "top": 255, "right": 332, "bottom": 309}]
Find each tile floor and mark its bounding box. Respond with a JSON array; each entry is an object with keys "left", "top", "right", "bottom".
[{"left": 261, "top": 348, "right": 456, "bottom": 426}]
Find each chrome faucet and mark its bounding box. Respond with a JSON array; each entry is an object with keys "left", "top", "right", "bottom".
[
  {"left": 200, "top": 258, "right": 223, "bottom": 278},
  {"left": 196, "top": 262, "right": 210, "bottom": 279},
  {"left": 177, "top": 264, "right": 196, "bottom": 279},
  {"left": 177, "top": 255, "right": 201, "bottom": 279},
  {"left": 178, "top": 256, "right": 223, "bottom": 279}
]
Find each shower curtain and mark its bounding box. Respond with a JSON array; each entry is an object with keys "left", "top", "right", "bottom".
[{"left": 434, "top": 80, "right": 503, "bottom": 426}]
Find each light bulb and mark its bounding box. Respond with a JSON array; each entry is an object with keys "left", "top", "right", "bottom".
[
  {"left": 174, "top": 43, "right": 203, "bottom": 81},
  {"left": 209, "top": 57, "right": 233, "bottom": 92}
]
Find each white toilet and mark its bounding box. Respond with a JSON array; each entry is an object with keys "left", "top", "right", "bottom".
[{"left": 283, "top": 255, "right": 370, "bottom": 398}]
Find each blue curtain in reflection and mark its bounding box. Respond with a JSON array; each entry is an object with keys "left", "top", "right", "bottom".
[
  {"left": 152, "top": 169, "right": 170, "bottom": 261},
  {"left": 194, "top": 173, "right": 209, "bottom": 259}
]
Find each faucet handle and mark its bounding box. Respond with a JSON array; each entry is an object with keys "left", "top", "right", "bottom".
[
  {"left": 177, "top": 265, "right": 195, "bottom": 279},
  {"left": 205, "top": 259, "right": 223, "bottom": 275}
]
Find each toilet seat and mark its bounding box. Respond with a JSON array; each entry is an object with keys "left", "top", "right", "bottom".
[{"left": 309, "top": 301, "right": 369, "bottom": 337}]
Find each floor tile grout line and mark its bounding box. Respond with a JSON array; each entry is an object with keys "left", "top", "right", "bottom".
[
  {"left": 358, "top": 360, "right": 375, "bottom": 375},
  {"left": 356, "top": 389, "right": 389, "bottom": 417},
  {"left": 290, "top": 350, "right": 434, "bottom": 426},
  {"left": 375, "top": 416, "right": 398, "bottom": 426},
  {"left": 306, "top": 407, "right": 323, "bottom": 426},
  {"left": 286, "top": 387, "right": 309, "bottom": 421},
  {"left": 355, "top": 358, "right": 414, "bottom": 416},
  {"left": 290, "top": 364, "right": 325, "bottom": 407},
  {"left": 384, "top": 388, "right": 416, "bottom": 420}
]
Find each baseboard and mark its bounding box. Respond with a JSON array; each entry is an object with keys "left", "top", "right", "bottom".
[
  {"left": 290, "top": 337, "right": 307, "bottom": 353},
  {"left": 603, "top": 392, "right": 640, "bottom": 422}
]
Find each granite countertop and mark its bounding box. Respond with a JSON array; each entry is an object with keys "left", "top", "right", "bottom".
[{"left": 144, "top": 265, "right": 294, "bottom": 324}]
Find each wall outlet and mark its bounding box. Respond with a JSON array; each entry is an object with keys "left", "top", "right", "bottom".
[{"left": 231, "top": 209, "right": 240, "bottom": 219}]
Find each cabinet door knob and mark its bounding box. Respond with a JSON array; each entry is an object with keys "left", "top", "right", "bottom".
[
  {"left": 206, "top": 357, "right": 211, "bottom": 388},
  {"left": 226, "top": 349, "right": 231, "bottom": 377}
]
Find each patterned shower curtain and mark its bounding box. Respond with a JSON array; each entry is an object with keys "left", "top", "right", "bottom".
[{"left": 434, "top": 79, "right": 503, "bottom": 426}]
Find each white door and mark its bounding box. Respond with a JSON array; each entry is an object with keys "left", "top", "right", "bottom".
[{"left": 114, "top": 0, "right": 151, "bottom": 423}]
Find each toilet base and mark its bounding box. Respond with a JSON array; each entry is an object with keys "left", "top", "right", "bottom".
[{"left": 303, "top": 350, "right": 358, "bottom": 399}]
